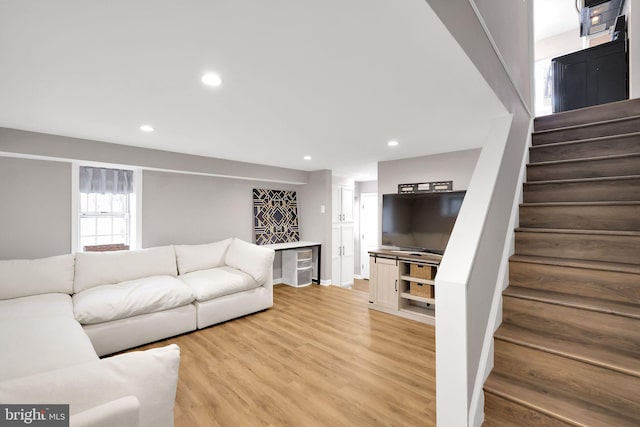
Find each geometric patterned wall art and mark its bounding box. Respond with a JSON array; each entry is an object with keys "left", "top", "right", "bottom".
[{"left": 253, "top": 188, "right": 300, "bottom": 245}]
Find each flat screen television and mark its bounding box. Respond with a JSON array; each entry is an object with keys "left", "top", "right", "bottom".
[{"left": 382, "top": 191, "right": 466, "bottom": 255}]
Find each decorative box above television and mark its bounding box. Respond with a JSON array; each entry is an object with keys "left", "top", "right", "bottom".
[{"left": 398, "top": 181, "right": 453, "bottom": 194}]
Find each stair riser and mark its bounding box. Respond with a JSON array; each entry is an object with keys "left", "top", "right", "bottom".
[
  {"left": 519, "top": 205, "right": 640, "bottom": 231},
  {"left": 484, "top": 392, "right": 573, "bottom": 427},
  {"left": 532, "top": 118, "right": 640, "bottom": 146},
  {"left": 515, "top": 231, "right": 640, "bottom": 265},
  {"left": 534, "top": 98, "right": 640, "bottom": 132},
  {"left": 492, "top": 341, "right": 640, "bottom": 426},
  {"left": 523, "top": 178, "right": 640, "bottom": 203},
  {"left": 509, "top": 261, "right": 640, "bottom": 305},
  {"left": 530, "top": 134, "right": 640, "bottom": 163},
  {"left": 527, "top": 155, "right": 640, "bottom": 181},
  {"left": 501, "top": 296, "right": 640, "bottom": 357}
]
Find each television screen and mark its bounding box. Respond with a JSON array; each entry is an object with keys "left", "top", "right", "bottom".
[{"left": 382, "top": 191, "right": 466, "bottom": 255}]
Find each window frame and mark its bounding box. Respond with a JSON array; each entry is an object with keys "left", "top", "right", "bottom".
[{"left": 72, "top": 163, "right": 142, "bottom": 252}]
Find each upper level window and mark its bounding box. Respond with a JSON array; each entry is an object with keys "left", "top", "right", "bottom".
[{"left": 79, "top": 166, "right": 133, "bottom": 252}]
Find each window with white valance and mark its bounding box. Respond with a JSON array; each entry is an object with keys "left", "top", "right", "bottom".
[
  {"left": 78, "top": 166, "right": 134, "bottom": 251},
  {"left": 79, "top": 166, "right": 133, "bottom": 195}
]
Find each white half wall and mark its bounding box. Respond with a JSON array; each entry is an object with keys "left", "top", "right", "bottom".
[{"left": 424, "top": 1, "right": 533, "bottom": 426}]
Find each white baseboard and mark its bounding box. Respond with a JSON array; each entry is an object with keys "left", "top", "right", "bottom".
[
  {"left": 273, "top": 277, "right": 283, "bottom": 285},
  {"left": 320, "top": 280, "right": 331, "bottom": 286}
]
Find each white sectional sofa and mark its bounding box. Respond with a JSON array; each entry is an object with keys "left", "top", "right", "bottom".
[{"left": 0, "top": 238, "right": 275, "bottom": 427}]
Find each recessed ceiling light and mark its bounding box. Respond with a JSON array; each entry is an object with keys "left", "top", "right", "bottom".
[
  {"left": 303, "top": 155, "right": 312, "bottom": 160},
  {"left": 201, "top": 72, "right": 222, "bottom": 87},
  {"left": 387, "top": 140, "right": 399, "bottom": 147},
  {"left": 140, "top": 125, "right": 154, "bottom": 132}
]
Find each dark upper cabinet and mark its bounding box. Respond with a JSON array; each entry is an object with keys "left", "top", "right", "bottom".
[{"left": 552, "top": 39, "right": 628, "bottom": 113}]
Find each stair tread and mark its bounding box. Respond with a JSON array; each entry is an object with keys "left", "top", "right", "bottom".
[
  {"left": 534, "top": 99, "right": 640, "bottom": 132},
  {"left": 503, "top": 286, "right": 640, "bottom": 320},
  {"left": 524, "top": 174, "right": 640, "bottom": 186},
  {"left": 484, "top": 393, "right": 573, "bottom": 427},
  {"left": 499, "top": 291, "right": 640, "bottom": 378},
  {"left": 520, "top": 201, "right": 640, "bottom": 207},
  {"left": 485, "top": 373, "right": 640, "bottom": 427},
  {"left": 533, "top": 114, "right": 640, "bottom": 136},
  {"left": 527, "top": 152, "right": 640, "bottom": 167},
  {"left": 509, "top": 254, "right": 640, "bottom": 274},
  {"left": 529, "top": 131, "right": 640, "bottom": 150},
  {"left": 516, "top": 227, "right": 640, "bottom": 236}
]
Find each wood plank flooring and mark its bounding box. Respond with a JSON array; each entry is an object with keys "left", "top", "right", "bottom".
[
  {"left": 134, "top": 285, "right": 436, "bottom": 427},
  {"left": 351, "top": 278, "right": 370, "bottom": 294}
]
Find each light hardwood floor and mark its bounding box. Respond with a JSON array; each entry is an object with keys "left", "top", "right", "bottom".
[
  {"left": 351, "top": 278, "right": 369, "bottom": 294},
  {"left": 134, "top": 285, "right": 436, "bottom": 426}
]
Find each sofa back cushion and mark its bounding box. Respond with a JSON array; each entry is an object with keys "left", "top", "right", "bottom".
[
  {"left": 0, "top": 254, "right": 75, "bottom": 300},
  {"left": 74, "top": 246, "right": 177, "bottom": 293},
  {"left": 224, "top": 238, "right": 275, "bottom": 285},
  {"left": 174, "top": 238, "right": 232, "bottom": 275}
]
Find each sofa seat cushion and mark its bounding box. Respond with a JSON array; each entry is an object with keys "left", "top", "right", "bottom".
[
  {"left": 179, "top": 266, "right": 260, "bottom": 302},
  {"left": 0, "top": 316, "right": 98, "bottom": 381},
  {"left": 74, "top": 246, "right": 178, "bottom": 293},
  {"left": 0, "top": 293, "right": 74, "bottom": 321},
  {"left": 73, "top": 275, "right": 196, "bottom": 325}
]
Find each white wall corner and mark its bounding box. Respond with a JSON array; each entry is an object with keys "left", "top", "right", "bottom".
[
  {"left": 435, "top": 280, "right": 469, "bottom": 427},
  {"left": 273, "top": 278, "right": 283, "bottom": 285},
  {"left": 70, "top": 163, "right": 79, "bottom": 253},
  {"left": 131, "top": 168, "right": 143, "bottom": 250}
]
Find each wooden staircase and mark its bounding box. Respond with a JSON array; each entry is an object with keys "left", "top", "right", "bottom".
[{"left": 483, "top": 99, "right": 640, "bottom": 426}]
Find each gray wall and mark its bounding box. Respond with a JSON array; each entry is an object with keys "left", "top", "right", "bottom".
[
  {"left": 141, "top": 170, "right": 301, "bottom": 246},
  {"left": 0, "top": 127, "right": 308, "bottom": 184},
  {"left": 297, "top": 170, "right": 332, "bottom": 282},
  {"left": 378, "top": 148, "right": 480, "bottom": 195},
  {"left": 0, "top": 129, "right": 319, "bottom": 276},
  {"left": 473, "top": 0, "right": 532, "bottom": 107},
  {"left": 0, "top": 157, "right": 71, "bottom": 259}
]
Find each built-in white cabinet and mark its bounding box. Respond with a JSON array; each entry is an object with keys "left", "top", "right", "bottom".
[{"left": 332, "top": 185, "right": 354, "bottom": 287}]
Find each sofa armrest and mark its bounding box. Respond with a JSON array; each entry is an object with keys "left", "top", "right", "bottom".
[
  {"left": 224, "top": 238, "right": 275, "bottom": 287},
  {"left": 70, "top": 396, "right": 140, "bottom": 427},
  {"left": 0, "top": 344, "right": 180, "bottom": 427}
]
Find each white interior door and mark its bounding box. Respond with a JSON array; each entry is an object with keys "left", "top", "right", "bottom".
[
  {"left": 331, "top": 224, "right": 341, "bottom": 286},
  {"left": 340, "top": 223, "right": 354, "bottom": 287},
  {"left": 360, "top": 193, "right": 378, "bottom": 279}
]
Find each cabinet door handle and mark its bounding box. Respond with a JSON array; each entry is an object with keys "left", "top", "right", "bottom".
[{"left": 395, "top": 279, "right": 398, "bottom": 292}]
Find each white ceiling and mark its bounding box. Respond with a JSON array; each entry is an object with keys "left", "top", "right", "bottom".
[
  {"left": 534, "top": 0, "right": 580, "bottom": 41},
  {"left": 0, "top": 0, "right": 506, "bottom": 180}
]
